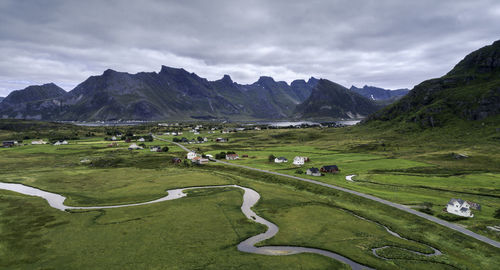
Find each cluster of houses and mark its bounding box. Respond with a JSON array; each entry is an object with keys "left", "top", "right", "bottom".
[
  {"left": 185, "top": 151, "right": 209, "bottom": 165},
  {"left": 273, "top": 156, "right": 310, "bottom": 165},
  {"left": 3, "top": 139, "right": 72, "bottom": 147},
  {"left": 271, "top": 155, "right": 339, "bottom": 177},
  {"left": 446, "top": 198, "right": 481, "bottom": 217},
  {"left": 178, "top": 137, "right": 209, "bottom": 144}
]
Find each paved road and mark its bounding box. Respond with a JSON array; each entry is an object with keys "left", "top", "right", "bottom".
[{"left": 154, "top": 136, "right": 500, "bottom": 249}]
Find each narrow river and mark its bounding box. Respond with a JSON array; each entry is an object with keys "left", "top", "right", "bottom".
[{"left": 0, "top": 182, "right": 441, "bottom": 269}]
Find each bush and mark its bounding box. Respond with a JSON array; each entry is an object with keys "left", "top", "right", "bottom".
[
  {"left": 494, "top": 208, "right": 500, "bottom": 219},
  {"left": 418, "top": 208, "right": 435, "bottom": 215},
  {"left": 215, "top": 152, "right": 226, "bottom": 159},
  {"left": 295, "top": 169, "right": 303, "bottom": 174},
  {"left": 162, "top": 146, "right": 169, "bottom": 152},
  {"left": 268, "top": 154, "right": 276, "bottom": 162},
  {"left": 437, "top": 213, "right": 469, "bottom": 221}
]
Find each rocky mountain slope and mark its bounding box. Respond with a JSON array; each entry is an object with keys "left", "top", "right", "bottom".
[
  {"left": 295, "top": 79, "right": 381, "bottom": 119},
  {"left": 0, "top": 83, "right": 66, "bottom": 120},
  {"left": 368, "top": 39, "right": 500, "bottom": 127}
]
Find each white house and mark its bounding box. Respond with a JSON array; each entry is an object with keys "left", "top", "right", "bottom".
[
  {"left": 446, "top": 198, "right": 473, "bottom": 217},
  {"left": 293, "top": 156, "right": 308, "bottom": 166},
  {"left": 128, "top": 143, "right": 143, "bottom": 150},
  {"left": 194, "top": 131, "right": 200, "bottom": 135},
  {"left": 150, "top": 146, "right": 161, "bottom": 152},
  {"left": 306, "top": 168, "right": 321, "bottom": 176},
  {"left": 111, "top": 136, "right": 117, "bottom": 141},
  {"left": 274, "top": 157, "right": 288, "bottom": 163},
  {"left": 187, "top": 152, "right": 198, "bottom": 160},
  {"left": 31, "top": 140, "right": 47, "bottom": 145},
  {"left": 61, "top": 140, "right": 68, "bottom": 145},
  {"left": 138, "top": 137, "right": 146, "bottom": 142},
  {"left": 226, "top": 154, "right": 239, "bottom": 160},
  {"left": 53, "top": 141, "right": 61, "bottom": 146}
]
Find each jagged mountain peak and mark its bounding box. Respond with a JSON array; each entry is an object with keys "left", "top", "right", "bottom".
[
  {"left": 256, "top": 76, "right": 276, "bottom": 85},
  {"left": 2, "top": 83, "right": 66, "bottom": 105},
  {"left": 159, "top": 65, "right": 188, "bottom": 75},
  {"left": 216, "top": 74, "right": 233, "bottom": 84}
]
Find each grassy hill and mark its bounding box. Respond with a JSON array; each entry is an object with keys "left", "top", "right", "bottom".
[{"left": 368, "top": 40, "right": 500, "bottom": 128}]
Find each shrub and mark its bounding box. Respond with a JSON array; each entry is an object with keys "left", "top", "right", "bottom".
[
  {"left": 437, "top": 213, "right": 469, "bottom": 221},
  {"left": 494, "top": 208, "right": 500, "bottom": 219},
  {"left": 215, "top": 152, "right": 226, "bottom": 159},
  {"left": 418, "top": 208, "right": 435, "bottom": 215},
  {"left": 268, "top": 154, "right": 276, "bottom": 162},
  {"left": 162, "top": 146, "right": 169, "bottom": 152},
  {"left": 295, "top": 169, "right": 304, "bottom": 174}
]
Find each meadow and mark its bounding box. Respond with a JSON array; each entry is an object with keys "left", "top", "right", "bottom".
[{"left": 0, "top": 120, "right": 499, "bottom": 269}]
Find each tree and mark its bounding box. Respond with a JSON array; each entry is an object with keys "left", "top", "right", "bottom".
[
  {"left": 268, "top": 154, "right": 276, "bottom": 162},
  {"left": 215, "top": 152, "right": 226, "bottom": 159},
  {"left": 295, "top": 169, "right": 303, "bottom": 174},
  {"left": 162, "top": 146, "right": 169, "bottom": 152},
  {"left": 197, "top": 136, "right": 203, "bottom": 141}
]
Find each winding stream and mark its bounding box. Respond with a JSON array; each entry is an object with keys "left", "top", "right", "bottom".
[
  {"left": 0, "top": 181, "right": 443, "bottom": 268},
  {"left": 0, "top": 182, "right": 373, "bottom": 270}
]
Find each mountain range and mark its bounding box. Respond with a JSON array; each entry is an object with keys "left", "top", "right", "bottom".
[
  {"left": 0, "top": 67, "right": 384, "bottom": 121},
  {"left": 350, "top": 85, "right": 409, "bottom": 101},
  {"left": 368, "top": 39, "right": 500, "bottom": 127}
]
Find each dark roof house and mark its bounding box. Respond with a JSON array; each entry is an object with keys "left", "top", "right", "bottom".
[{"left": 321, "top": 165, "right": 339, "bottom": 173}]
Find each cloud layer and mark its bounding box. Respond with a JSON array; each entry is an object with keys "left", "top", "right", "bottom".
[{"left": 1, "top": 0, "right": 499, "bottom": 96}]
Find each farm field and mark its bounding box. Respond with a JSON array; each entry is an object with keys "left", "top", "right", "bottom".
[
  {"left": 0, "top": 121, "right": 499, "bottom": 269},
  {"left": 157, "top": 121, "right": 500, "bottom": 242}
]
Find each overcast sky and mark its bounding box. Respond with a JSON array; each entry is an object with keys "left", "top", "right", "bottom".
[{"left": 1, "top": 0, "right": 499, "bottom": 96}]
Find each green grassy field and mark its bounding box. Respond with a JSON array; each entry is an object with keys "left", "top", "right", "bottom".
[
  {"left": 1, "top": 120, "right": 499, "bottom": 269},
  {"left": 162, "top": 120, "right": 500, "bottom": 243}
]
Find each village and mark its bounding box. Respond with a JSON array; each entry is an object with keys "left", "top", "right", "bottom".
[{"left": 1, "top": 123, "right": 484, "bottom": 221}]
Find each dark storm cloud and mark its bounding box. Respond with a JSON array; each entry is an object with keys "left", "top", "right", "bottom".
[{"left": 1, "top": 0, "right": 499, "bottom": 96}]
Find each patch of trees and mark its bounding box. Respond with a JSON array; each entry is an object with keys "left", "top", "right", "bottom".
[{"left": 215, "top": 152, "right": 226, "bottom": 159}]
